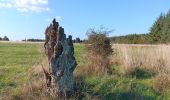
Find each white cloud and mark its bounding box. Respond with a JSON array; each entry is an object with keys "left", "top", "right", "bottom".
[
  {"left": 46, "top": 16, "right": 62, "bottom": 22},
  {"left": 15, "top": 0, "right": 49, "bottom": 12},
  {"left": 0, "top": 0, "right": 49, "bottom": 13},
  {"left": 0, "top": 2, "right": 12, "bottom": 8}
]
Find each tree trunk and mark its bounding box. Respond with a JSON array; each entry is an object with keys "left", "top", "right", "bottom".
[{"left": 44, "top": 19, "right": 77, "bottom": 99}]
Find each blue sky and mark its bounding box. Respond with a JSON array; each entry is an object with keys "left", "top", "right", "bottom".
[{"left": 0, "top": 0, "right": 170, "bottom": 41}]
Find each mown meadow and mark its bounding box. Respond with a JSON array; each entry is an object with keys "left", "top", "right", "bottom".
[{"left": 0, "top": 42, "right": 170, "bottom": 100}]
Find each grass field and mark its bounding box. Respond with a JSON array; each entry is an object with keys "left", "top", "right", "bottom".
[
  {"left": 0, "top": 42, "right": 170, "bottom": 100},
  {"left": 0, "top": 42, "right": 44, "bottom": 99}
]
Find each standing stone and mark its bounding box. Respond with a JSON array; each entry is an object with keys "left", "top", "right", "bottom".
[{"left": 44, "top": 19, "right": 77, "bottom": 98}]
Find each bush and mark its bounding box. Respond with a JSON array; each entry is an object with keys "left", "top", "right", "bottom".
[{"left": 84, "top": 27, "right": 113, "bottom": 75}]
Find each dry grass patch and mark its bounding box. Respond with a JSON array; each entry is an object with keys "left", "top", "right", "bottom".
[{"left": 111, "top": 44, "right": 170, "bottom": 74}]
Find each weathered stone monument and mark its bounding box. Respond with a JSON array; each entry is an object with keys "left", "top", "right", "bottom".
[{"left": 44, "top": 19, "right": 77, "bottom": 98}]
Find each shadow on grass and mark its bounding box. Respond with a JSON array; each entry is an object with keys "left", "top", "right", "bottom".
[
  {"left": 104, "top": 92, "right": 155, "bottom": 100},
  {"left": 0, "top": 82, "right": 17, "bottom": 89},
  {"left": 74, "top": 75, "right": 157, "bottom": 100},
  {"left": 73, "top": 76, "right": 87, "bottom": 99},
  {"left": 130, "top": 68, "right": 156, "bottom": 79},
  {"left": 93, "top": 79, "right": 156, "bottom": 100}
]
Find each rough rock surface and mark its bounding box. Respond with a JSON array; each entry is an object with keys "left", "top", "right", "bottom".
[{"left": 44, "top": 19, "right": 77, "bottom": 98}]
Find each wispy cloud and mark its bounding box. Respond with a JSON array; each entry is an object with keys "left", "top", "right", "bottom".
[
  {"left": 46, "top": 16, "right": 62, "bottom": 22},
  {"left": 0, "top": 0, "right": 49, "bottom": 13}
]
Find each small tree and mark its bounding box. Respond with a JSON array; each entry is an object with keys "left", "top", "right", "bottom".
[{"left": 85, "top": 27, "right": 113, "bottom": 75}]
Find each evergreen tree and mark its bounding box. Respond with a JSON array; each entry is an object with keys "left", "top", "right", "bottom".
[{"left": 150, "top": 11, "right": 170, "bottom": 43}]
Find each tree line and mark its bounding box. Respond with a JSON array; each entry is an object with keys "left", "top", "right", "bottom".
[
  {"left": 110, "top": 34, "right": 150, "bottom": 44},
  {"left": 23, "top": 37, "right": 84, "bottom": 43},
  {"left": 0, "top": 36, "right": 9, "bottom": 41},
  {"left": 110, "top": 10, "right": 170, "bottom": 44}
]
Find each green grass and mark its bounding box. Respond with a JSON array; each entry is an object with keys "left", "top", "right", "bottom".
[
  {"left": 0, "top": 42, "right": 43, "bottom": 97},
  {"left": 74, "top": 43, "right": 86, "bottom": 66},
  {"left": 77, "top": 75, "right": 168, "bottom": 100}
]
